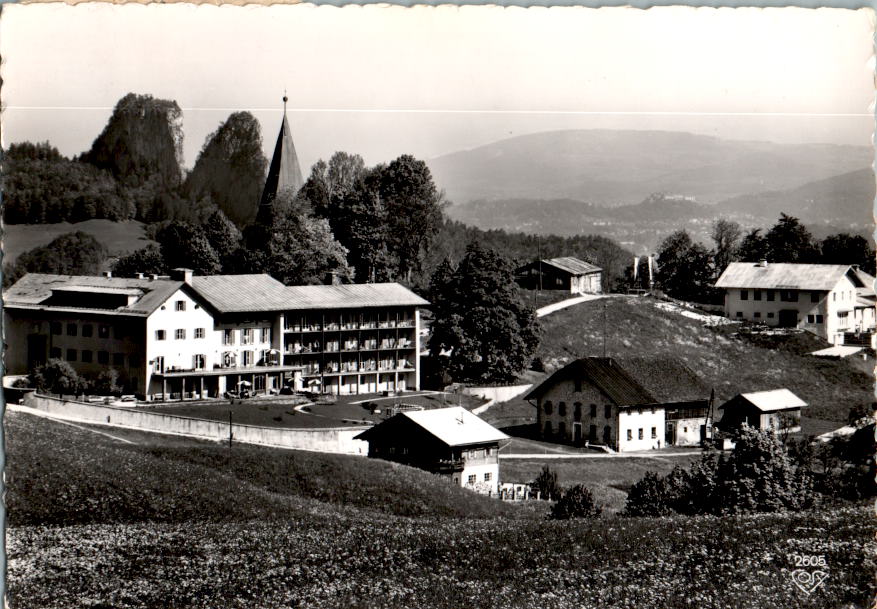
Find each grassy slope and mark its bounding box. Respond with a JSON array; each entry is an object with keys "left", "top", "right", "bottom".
[
  {"left": 487, "top": 297, "right": 873, "bottom": 427},
  {"left": 3, "top": 219, "right": 154, "bottom": 263},
  {"left": 4, "top": 412, "right": 518, "bottom": 526}
]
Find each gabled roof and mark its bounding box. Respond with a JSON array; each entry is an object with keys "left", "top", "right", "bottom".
[
  {"left": 259, "top": 113, "right": 304, "bottom": 210},
  {"left": 519, "top": 257, "right": 602, "bottom": 276},
  {"left": 524, "top": 356, "right": 709, "bottom": 406},
  {"left": 543, "top": 257, "right": 602, "bottom": 275},
  {"left": 720, "top": 388, "right": 807, "bottom": 413},
  {"left": 715, "top": 262, "right": 858, "bottom": 291},
  {"left": 190, "top": 274, "right": 288, "bottom": 314},
  {"left": 401, "top": 407, "right": 508, "bottom": 447},
  {"left": 3, "top": 273, "right": 184, "bottom": 317}
]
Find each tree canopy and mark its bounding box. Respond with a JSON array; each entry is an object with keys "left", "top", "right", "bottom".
[
  {"left": 4, "top": 232, "right": 108, "bottom": 287},
  {"left": 655, "top": 229, "right": 715, "bottom": 303},
  {"left": 428, "top": 242, "right": 541, "bottom": 383}
]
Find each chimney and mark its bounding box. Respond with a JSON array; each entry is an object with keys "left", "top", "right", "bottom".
[
  {"left": 102, "top": 271, "right": 112, "bottom": 278},
  {"left": 171, "top": 268, "right": 194, "bottom": 284},
  {"left": 135, "top": 273, "right": 145, "bottom": 279},
  {"left": 758, "top": 259, "right": 768, "bottom": 268},
  {"left": 325, "top": 271, "right": 341, "bottom": 286}
]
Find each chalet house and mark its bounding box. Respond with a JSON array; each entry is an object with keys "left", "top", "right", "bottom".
[
  {"left": 355, "top": 406, "right": 508, "bottom": 495},
  {"left": 714, "top": 262, "right": 876, "bottom": 345},
  {"left": 717, "top": 389, "right": 806, "bottom": 434},
  {"left": 524, "top": 357, "right": 712, "bottom": 452},
  {"left": 516, "top": 257, "right": 602, "bottom": 294},
  {"left": 4, "top": 270, "right": 428, "bottom": 400}
]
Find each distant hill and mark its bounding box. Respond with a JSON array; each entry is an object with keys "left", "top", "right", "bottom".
[
  {"left": 428, "top": 129, "right": 871, "bottom": 207},
  {"left": 718, "top": 168, "right": 875, "bottom": 229},
  {"left": 2, "top": 219, "right": 155, "bottom": 265}
]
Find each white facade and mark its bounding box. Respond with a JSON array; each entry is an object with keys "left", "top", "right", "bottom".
[{"left": 617, "top": 409, "right": 666, "bottom": 452}]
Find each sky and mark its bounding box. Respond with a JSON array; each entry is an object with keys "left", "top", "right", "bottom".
[{"left": 1, "top": 4, "right": 874, "bottom": 172}]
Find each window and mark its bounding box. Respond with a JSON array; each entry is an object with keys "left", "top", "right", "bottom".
[
  {"left": 467, "top": 475, "right": 477, "bottom": 485},
  {"left": 558, "top": 402, "right": 567, "bottom": 417},
  {"left": 638, "top": 428, "right": 644, "bottom": 440},
  {"left": 195, "top": 328, "right": 205, "bottom": 339},
  {"left": 651, "top": 427, "right": 657, "bottom": 439},
  {"left": 67, "top": 323, "right": 77, "bottom": 336},
  {"left": 574, "top": 403, "right": 582, "bottom": 421},
  {"left": 175, "top": 329, "right": 186, "bottom": 340},
  {"left": 683, "top": 427, "right": 688, "bottom": 433},
  {"left": 590, "top": 404, "right": 597, "bottom": 417},
  {"left": 223, "top": 329, "right": 235, "bottom": 345},
  {"left": 153, "top": 356, "right": 164, "bottom": 373},
  {"left": 193, "top": 354, "right": 206, "bottom": 369},
  {"left": 740, "top": 290, "right": 748, "bottom": 300},
  {"left": 574, "top": 378, "right": 582, "bottom": 392},
  {"left": 807, "top": 315, "right": 815, "bottom": 323},
  {"left": 603, "top": 426, "right": 611, "bottom": 444},
  {"left": 626, "top": 429, "right": 632, "bottom": 441},
  {"left": 175, "top": 300, "right": 186, "bottom": 311},
  {"left": 811, "top": 292, "right": 820, "bottom": 303},
  {"left": 66, "top": 349, "right": 77, "bottom": 361},
  {"left": 544, "top": 421, "right": 553, "bottom": 436},
  {"left": 754, "top": 312, "right": 761, "bottom": 318},
  {"left": 766, "top": 290, "right": 775, "bottom": 301},
  {"left": 754, "top": 290, "right": 761, "bottom": 301},
  {"left": 816, "top": 315, "right": 824, "bottom": 324},
  {"left": 82, "top": 324, "right": 93, "bottom": 338},
  {"left": 113, "top": 353, "right": 124, "bottom": 366},
  {"left": 98, "top": 351, "right": 109, "bottom": 364},
  {"left": 262, "top": 327, "right": 271, "bottom": 343},
  {"left": 50, "top": 321, "right": 62, "bottom": 335},
  {"left": 604, "top": 405, "right": 612, "bottom": 418},
  {"left": 484, "top": 472, "right": 492, "bottom": 482},
  {"left": 544, "top": 401, "right": 553, "bottom": 416},
  {"left": 736, "top": 312, "right": 743, "bottom": 318},
  {"left": 767, "top": 312, "right": 775, "bottom": 319},
  {"left": 155, "top": 330, "right": 166, "bottom": 341},
  {"left": 558, "top": 422, "right": 566, "bottom": 437},
  {"left": 781, "top": 291, "right": 798, "bottom": 302},
  {"left": 242, "top": 350, "right": 254, "bottom": 366},
  {"left": 242, "top": 328, "right": 254, "bottom": 345},
  {"left": 99, "top": 325, "right": 110, "bottom": 339},
  {"left": 833, "top": 293, "right": 837, "bottom": 302},
  {"left": 50, "top": 347, "right": 62, "bottom": 358},
  {"left": 114, "top": 326, "right": 124, "bottom": 340},
  {"left": 81, "top": 350, "right": 93, "bottom": 363}
]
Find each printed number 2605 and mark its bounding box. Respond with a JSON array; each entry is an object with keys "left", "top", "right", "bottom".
[{"left": 789, "top": 554, "right": 827, "bottom": 567}]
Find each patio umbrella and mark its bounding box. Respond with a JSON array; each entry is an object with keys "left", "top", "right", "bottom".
[{"left": 237, "top": 380, "right": 252, "bottom": 387}]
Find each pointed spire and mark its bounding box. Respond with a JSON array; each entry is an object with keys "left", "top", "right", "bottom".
[{"left": 257, "top": 94, "right": 304, "bottom": 222}]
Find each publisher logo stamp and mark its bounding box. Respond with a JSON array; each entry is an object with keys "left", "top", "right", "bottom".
[{"left": 788, "top": 554, "right": 828, "bottom": 595}]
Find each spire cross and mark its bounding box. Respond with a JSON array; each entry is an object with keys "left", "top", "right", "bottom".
[{"left": 282, "top": 90, "right": 288, "bottom": 114}]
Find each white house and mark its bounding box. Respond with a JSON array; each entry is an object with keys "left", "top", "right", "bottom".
[
  {"left": 524, "top": 357, "right": 712, "bottom": 452},
  {"left": 715, "top": 262, "right": 876, "bottom": 345},
  {"left": 355, "top": 406, "right": 508, "bottom": 495},
  {"left": 4, "top": 269, "right": 428, "bottom": 399}
]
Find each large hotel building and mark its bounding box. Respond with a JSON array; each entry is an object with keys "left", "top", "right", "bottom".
[{"left": 4, "top": 269, "right": 427, "bottom": 399}]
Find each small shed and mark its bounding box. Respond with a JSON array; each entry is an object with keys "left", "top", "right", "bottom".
[
  {"left": 516, "top": 257, "right": 602, "bottom": 294},
  {"left": 717, "top": 388, "right": 806, "bottom": 433}
]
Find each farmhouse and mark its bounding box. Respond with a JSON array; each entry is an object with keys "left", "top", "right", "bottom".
[
  {"left": 516, "top": 257, "right": 602, "bottom": 294},
  {"left": 525, "top": 357, "right": 712, "bottom": 452},
  {"left": 355, "top": 406, "right": 508, "bottom": 495},
  {"left": 717, "top": 389, "right": 806, "bottom": 434},
  {"left": 714, "top": 261, "right": 876, "bottom": 345},
  {"left": 4, "top": 269, "right": 428, "bottom": 399}
]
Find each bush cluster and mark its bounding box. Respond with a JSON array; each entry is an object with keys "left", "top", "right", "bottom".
[{"left": 624, "top": 426, "right": 814, "bottom": 517}]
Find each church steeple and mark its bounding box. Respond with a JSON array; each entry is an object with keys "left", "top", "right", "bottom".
[{"left": 257, "top": 94, "right": 304, "bottom": 221}]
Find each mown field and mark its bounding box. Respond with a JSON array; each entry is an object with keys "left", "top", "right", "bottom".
[
  {"left": 486, "top": 296, "right": 873, "bottom": 428},
  {"left": 7, "top": 412, "right": 875, "bottom": 609}
]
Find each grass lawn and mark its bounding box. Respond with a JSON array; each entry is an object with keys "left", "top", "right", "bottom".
[
  {"left": 3, "top": 219, "right": 154, "bottom": 262},
  {"left": 518, "top": 288, "right": 580, "bottom": 308},
  {"left": 7, "top": 410, "right": 876, "bottom": 609},
  {"left": 500, "top": 453, "right": 702, "bottom": 513}
]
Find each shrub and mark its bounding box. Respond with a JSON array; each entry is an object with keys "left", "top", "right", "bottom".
[
  {"left": 31, "top": 359, "right": 84, "bottom": 397},
  {"left": 623, "top": 471, "right": 671, "bottom": 517},
  {"left": 550, "top": 484, "right": 601, "bottom": 519},
  {"left": 531, "top": 465, "right": 563, "bottom": 501},
  {"left": 88, "top": 369, "right": 122, "bottom": 396}
]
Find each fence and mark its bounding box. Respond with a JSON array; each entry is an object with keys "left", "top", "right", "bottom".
[{"left": 21, "top": 393, "right": 368, "bottom": 455}]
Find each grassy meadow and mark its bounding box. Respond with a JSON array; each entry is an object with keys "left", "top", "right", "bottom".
[
  {"left": 6, "top": 411, "right": 875, "bottom": 608},
  {"left": 3, "top": 219, "right": 153, "bottom": 263}
]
